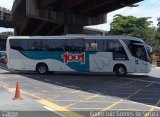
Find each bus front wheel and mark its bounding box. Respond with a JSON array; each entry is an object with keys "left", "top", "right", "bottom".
[
  {"left": 114, "top": 65, "right": 127, "bottom": 77},
  {"left": 36, "top": 63, "right": 48, "bottom": 75}
]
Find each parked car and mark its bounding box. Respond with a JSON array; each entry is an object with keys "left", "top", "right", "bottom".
[{"left": 0, "top": 51, "right": 7, "bottom": 63}]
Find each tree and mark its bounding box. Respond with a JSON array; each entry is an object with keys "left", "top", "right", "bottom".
[
  {"left": 110, "top": 15, "right": 138, "bottom": 35},
  {"left": 0, "top": 31, "right": 14, "bottom": 36},
  {"left": 157, "top": 18, "right": 160, "bottom": 32},
  {"left": 157, "top": 18, "right": 160, "bottom": 47},
  {"left": 109, "top": 15, "right": 157, "bottom": 48}
]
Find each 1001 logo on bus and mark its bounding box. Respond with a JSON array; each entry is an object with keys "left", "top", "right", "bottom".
[{"left": 62, "top": 52, "right": 85, "bottom": 64}]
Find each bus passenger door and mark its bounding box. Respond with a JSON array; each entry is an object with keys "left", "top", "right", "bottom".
[
  {"left": 131, "top": 57, "right": 147, "bottom": 73},
  {"left": 131, "top": 44, "right": 147, "bottom": 73}
]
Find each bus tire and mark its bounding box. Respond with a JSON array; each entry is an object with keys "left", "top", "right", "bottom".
[
  {"left": 114, "top": 65, "right": 127, "bottom": 77},
  {"left": 36, "top": 63, "right": 48, "bottom": 75}
]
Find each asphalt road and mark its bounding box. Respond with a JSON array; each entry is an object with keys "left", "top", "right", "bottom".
[{"left": 0, "top": 64, "right": 160, "bottom": 117}]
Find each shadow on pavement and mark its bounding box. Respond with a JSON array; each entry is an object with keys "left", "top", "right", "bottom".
[
  {"left": 20, "top": 72, "right": 160, "bottom": 107},
  {"left": 0, "top": 64, "right": 160, "bottom": 108}
]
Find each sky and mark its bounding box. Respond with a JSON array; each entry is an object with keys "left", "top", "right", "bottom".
[{"left": 0, "top": 0, "right": 160, "bottom": 33}]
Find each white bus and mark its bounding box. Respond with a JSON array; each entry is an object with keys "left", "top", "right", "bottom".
[{"left": 6, "top": 35, "right": 152, "bottom": 76}]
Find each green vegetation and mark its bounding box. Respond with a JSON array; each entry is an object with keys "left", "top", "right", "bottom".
[
  {"left": 0, "top": 31, "right": 14, "bottom": 36},
  {"left": 157, "top": 18, "right": 160, "bottom": 48},
  {"left": 109, "top": 15, "right": 160, "bottom": 50}
]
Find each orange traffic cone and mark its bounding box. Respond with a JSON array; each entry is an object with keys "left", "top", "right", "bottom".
[{"left": 13, "top": 81, "right": 23, "bottom": 100}]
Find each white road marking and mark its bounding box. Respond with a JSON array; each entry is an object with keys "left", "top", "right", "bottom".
[
  {"left": 44, "top": 79, "right": 50, "bottom": 82},
  {"left": 55, "top": 82, "right": 64, "bottom": 85},
  {"left": 44, "top": 106, "right": 55, "bottom": 111},
  {"left": 43, "top": 106, "right": 67, "bottom": 117},
  {"left": 65, "top": 85, "right": 80, "bottom": 89},
  {"left": 126, "top": 100, "right": 160, "bottom": 110}
]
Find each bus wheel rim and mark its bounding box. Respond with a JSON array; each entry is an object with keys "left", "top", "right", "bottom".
[
  {"left": 119, "top": 67, "right": 125, "bottom": 74},
  {"left": 39, "top": 66, "right": 46, "bottom": 74}
]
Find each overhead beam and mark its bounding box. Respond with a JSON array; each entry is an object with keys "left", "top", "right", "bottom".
[
  {"left": 26, "top": 2, "right": 105, "bottom": 26},
  {"left": 84, "top": 0, "right": 141, "bottom": 16},
  {"left": 62, "top": 0, "right": 86, "bottom": 8},
  {"left": 47, "top": 24, "right": 62, "bottom": 35},
  {"left": 39, "top": 0, "right": 58, "bottom": 8},
  {"left": 12, "top": 0, "right": 23, "bottom": 12},
  {"left": 19, "top": 17, "right": 31, "bottom": 35},
  {"left": 120, "top": 0, "right": 141, "bottom": 7},
  {"left": 31, "top": 21, "right": 47, "bottom": 35},
  {"left": 80, "top": 0, "right": 114, "bottom": 14},
  {"left": 13, "top": 0, "right": 143, "bottom": 36}
]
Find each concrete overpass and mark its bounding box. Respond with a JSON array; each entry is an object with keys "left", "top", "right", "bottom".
[
  {"left": 12, "top": 0, "right": 143, "bottom": 36},
  {"left": 0, "top": 7, "right": 12, "bottom": 28}
]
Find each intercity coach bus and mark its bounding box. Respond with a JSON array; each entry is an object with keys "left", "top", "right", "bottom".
[{"left": 6, "top": 35, "right": 152, "bottom": 76}]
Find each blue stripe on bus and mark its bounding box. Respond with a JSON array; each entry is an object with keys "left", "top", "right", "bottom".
[{"left": 20, "top": 51, "right": 96, "bottom": 72}]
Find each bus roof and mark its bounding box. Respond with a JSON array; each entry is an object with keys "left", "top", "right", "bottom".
[{"left": 8, "top": 35, "right": 144, "bottom": 42}]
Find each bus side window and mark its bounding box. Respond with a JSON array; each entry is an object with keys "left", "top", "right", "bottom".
[
  {"left": 10, "top": 40, "right": 29, "bottom": 51},
  {"left": 47, "top": 39, "right": 65, "bottom": 51},
  {"left": 65, "top": 39, "right": 85, "bottom": 51},
  {"left": 108, "top": 40, "right": 122, "bottom": 52},
  {"left": 29, "top": 40, "right": 47, "bottom": 51},
  {"left": 85, "top": 40, "right": 97, "bottom": 51},
  {"left": 103, "top": 40, "right": 108, "bottom": 52},
  {"left": 97, "top": 40, "right": 104, "bottom": 52},
  {"left": 108, "top": 40, "right": 128, "bottom": 60}
]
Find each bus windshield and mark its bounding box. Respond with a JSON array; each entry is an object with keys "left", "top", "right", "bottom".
[
  {"left": 130, "top": 43, "right": 151, "bottom": 62},
  {"left": 122, "top": 40, "right": 151, "bottom": 62},
  {"left": 146, "top": 44, "right": 152, "bottom": 63}
]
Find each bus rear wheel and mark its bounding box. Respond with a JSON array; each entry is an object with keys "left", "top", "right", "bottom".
[
  {"left": 36, "top": 63, "right": 48, "bottom": 75},
  {"left": 115, "top": 65, "right": 127, "bottom": 77}
]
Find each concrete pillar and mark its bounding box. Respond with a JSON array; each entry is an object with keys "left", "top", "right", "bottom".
[{"left": 0, "top": 11, "right": 4, "bottom": 20}]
